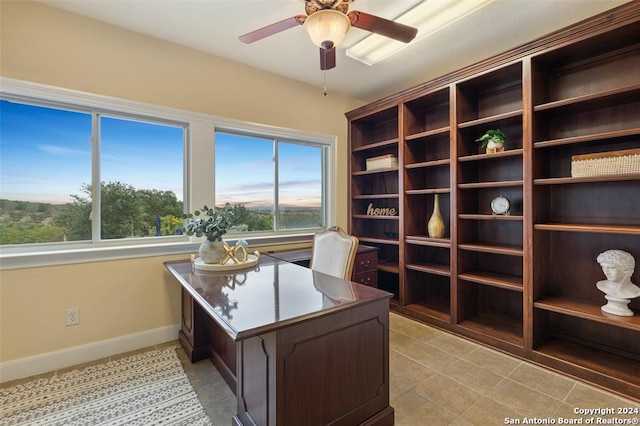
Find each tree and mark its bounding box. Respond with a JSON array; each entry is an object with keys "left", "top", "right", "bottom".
[
  {"left": 161, "top": 215, "right": 183, "bottom": 236},
  {"left": 53, "top": 190, "right": 92, "bottom": 241},
  {"left": 0, "top": 223, "right": 66, "bottom": 244},
  {"left": 99, "top": 181, "right": 148, "bottom": 239},
  {"left": 52, "top": 181, "right": 185, "bottom": 241},
  {"left": 137, "top": 189, "right": 183, "bottom": 235},
  {"left": 227, "top": 203, "right": 272, "bottom": 232}
]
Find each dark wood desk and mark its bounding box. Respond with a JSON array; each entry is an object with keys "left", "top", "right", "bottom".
[{"left": 164, "top": 255, "right": 394, "bottom": 426}]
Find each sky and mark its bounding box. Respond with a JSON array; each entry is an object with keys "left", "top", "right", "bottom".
[
  {"left": 0, "top": 100, "right": 321, "bottom": 208},
  {"left": 214, "top": 132, "right": 322, "bottom": 208}
]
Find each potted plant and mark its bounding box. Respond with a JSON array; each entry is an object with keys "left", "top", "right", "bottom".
[
  {"left": 476, "top": 129, "right": 506, "bottom": 154},
  {"left": 183, "top": 204, "right": 234, "bottom": 264}
]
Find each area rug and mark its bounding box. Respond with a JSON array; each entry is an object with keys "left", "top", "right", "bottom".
[{"left": 0, "top": 346, "right": 213, "bottom": 426}]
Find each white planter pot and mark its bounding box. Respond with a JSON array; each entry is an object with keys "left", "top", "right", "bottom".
[
  {"left": 486, "top": 140, "right": 504, "bottom": 150},
  {"left": 199, "top": 240, "right": 227, "bottom": 264}
]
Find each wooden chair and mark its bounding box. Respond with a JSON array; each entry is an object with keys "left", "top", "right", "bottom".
[{"left": 310, "top": 226, "right": 359, "bottom": 280}]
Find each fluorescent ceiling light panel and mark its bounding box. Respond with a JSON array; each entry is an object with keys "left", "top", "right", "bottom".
[{"left": 347, "top": 0, "right": 494, "bottom": 66}]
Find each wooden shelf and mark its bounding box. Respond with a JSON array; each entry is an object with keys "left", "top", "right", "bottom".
[
  {"left": 534, "top": 83, "right": 640, "bottom": 114},
  {"left": 458, "top": 214, "right": 523, "bottom": 221},
  {"left": 405, "top": 236, "right": 451, "bottom": 248},
  {"left": 458, "top": 243, "right": 523, "bottom": 256},
  {"left": 352, "top": 215, "right": 400, "bottom": 220},
  {"left": 533, "top": 338, "right": 640, "bottom": 391},
  {"left": 405, "top": 126, "right": 450, "bottom": 140},
  {"left": 378, "top": 261, "right": 399, "bottom": 274},
  {"left": 534, "top": 174, "right": 640, "bottom": 185},
  {"left": 458, "top": 180, "right": 523, "bottom": 189},
  {"left": 352, "top": 193, "right": 399, "bottom": 200},
  {"left": 405, "top": 158, "right": 450, "bottom": 169},
  {"left": 534, "top": 296, "right": 640, "bottom": 332},
  {"left": 534, "top": 128, "right": 640, "bottom": 148},
  {"left": 352, "top": 138, "right": 398, "bottom": 152},
  {"left": 458, "top": 110, "right": 523, "bottom": 129},
  {"left": 458, "top": 271, "right": 523, "bottom": 291},
  {"left": 458, "top": 149, "right": 523, "bottom": 162},
  {"left": 406, "top": 262, "right": 450, "bottom": 277},
  {"left": 358, "top": 237, "right": 399, "bottom": 246},
  {"left": 534, "top": 223, "right": 640, "bottom": 235},
  {"left": 458, "top": 316, "right": 524, "bottom": 348},
  {"left": 405, "top": 188, "right": 450, "bottom": 195},
  {"left": 352, "top": 167, "right": 398, "bottom": 176},
  {"left": 405, "top": 301, "right": 451, "bottom": 323}
]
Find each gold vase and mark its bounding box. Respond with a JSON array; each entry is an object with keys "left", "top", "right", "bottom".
[{"left": 427, "top": 194, "right": 445, "bottom": 238}]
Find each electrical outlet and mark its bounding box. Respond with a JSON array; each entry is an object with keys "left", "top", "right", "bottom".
[{"left": 66, "top": 308, "right": 80, "bottom": 326}]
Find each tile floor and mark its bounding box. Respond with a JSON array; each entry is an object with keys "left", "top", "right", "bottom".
[
  {"left": 3, "top": 312, "right": 638, "bottom": 425},
  {"left": 178, "top": 312, "right": 640, "bottom": 426}
]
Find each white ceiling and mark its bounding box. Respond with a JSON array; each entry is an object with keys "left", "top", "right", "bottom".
[{"left": 38, "top": 0, "right": 630, "bottom": 102}]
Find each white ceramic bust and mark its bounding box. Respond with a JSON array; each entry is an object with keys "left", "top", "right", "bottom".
[{"left": 596, "top": 249, "right": 639, "bottom": 316}]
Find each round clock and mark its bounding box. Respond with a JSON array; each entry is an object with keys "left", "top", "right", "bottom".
[{"left": 491, "top": 195, "right": 510, "bottom": 215}]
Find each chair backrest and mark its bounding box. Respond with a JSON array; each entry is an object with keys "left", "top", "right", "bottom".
[{"left": 310, "top": 226, "right": 359, "bottom": 280}]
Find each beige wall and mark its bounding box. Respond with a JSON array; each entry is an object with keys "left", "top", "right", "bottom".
[
  {"left": 0, "top": 255, "right": 185, "bottom": 359},
  {"left": 0, "top": 1, "right": 364, "bottom": 363}
]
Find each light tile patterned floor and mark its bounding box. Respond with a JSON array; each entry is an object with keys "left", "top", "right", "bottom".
[
  {"left": 179, "top": 312, "right": 640, "bottom": 425},
  {"left": 4, "top": 313, "right": 638, "bottom": 425}
]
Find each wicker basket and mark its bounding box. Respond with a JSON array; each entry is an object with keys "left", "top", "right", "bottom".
[{"left": 571, "top": 148, "right": 640, "bottom": 177}]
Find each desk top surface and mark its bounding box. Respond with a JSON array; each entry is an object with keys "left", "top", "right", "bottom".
[{"left": 164, "top": 255, "right": 391, "bottom": 341}]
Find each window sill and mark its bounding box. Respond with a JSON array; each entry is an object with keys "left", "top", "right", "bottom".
[{"left": 0, "top": 233, "right": 314, "bottom": 270}]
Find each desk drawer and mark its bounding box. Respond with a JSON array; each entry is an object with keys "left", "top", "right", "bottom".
[
  {"left": 354, "top": 251, "right": 377, "bottom": 273},
  {"left": 353, "top": 270, "right": 378, "bottom": 287}
]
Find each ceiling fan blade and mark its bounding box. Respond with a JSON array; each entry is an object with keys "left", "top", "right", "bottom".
[
  {"left": 320, "top": 47, "right": 336, "bottom": 70},
  {"left": 239, "top": 15, "right": 306, "bottom": 44},
  {"left": 348, "top": 11, "right": 417, "bottom": 43}
]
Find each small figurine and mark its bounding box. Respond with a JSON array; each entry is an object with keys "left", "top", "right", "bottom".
[
  {"left": 596, "top": 249, "right": 639, "bottom": 317},
  {"left": 221, "top": 242, "right": 248, "bottom": 265}
]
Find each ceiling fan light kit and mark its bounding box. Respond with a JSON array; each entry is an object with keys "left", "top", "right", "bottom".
[{"left": 303, "top": 9, "right": 351, "bottom": 50}]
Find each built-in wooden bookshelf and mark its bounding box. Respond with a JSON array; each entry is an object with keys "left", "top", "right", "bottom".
[
  {"left": 346, "top": 3, "right": 640, "bottom": 400},
  {"left": 349, "top": 105, "right": 401, "bottom": 303}
]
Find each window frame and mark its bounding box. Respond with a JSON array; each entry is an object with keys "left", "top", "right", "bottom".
[{"left": 0, "top": 78, "right": 337, "bottom": 270}]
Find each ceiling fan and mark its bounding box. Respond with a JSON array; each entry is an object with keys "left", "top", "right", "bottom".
[{"left": 239, "top": 0, "right": 418, "bottom": 70}]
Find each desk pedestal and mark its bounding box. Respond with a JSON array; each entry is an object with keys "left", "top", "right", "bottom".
[{"left": 233, "top": 298, "right": 392, "bottom": 426}]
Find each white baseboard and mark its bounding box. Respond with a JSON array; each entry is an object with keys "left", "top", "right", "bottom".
[{"left": 0, "top": 324, "right": 181, "bottom": 383}]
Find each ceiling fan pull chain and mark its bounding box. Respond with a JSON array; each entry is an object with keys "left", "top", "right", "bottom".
[{"left": 323, "top": 70, "right": 328, "bottom": 96}]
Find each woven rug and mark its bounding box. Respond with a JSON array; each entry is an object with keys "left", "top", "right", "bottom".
[{"left": 0, "top": 346, "right": 213, "bottom": 426}]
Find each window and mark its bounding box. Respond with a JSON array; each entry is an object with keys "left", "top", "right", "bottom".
[
  {"left": 0, "top": 100, "right": 186, "bottom": 246},
  {"left": 214, "top": 131, "right": 326, "bottom": 234},
  {"left": 0, "top": 78, "right": 336, "bottom": 268},
  {"left": 0, "top": 102, "right": 92, "bottom": 244}
]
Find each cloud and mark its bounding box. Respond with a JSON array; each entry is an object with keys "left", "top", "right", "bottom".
[
  {"left": 0, "top": 174, "right": 54, "bottom": 185},
  {"left": 39, "top": 144, "right": 90, "bottom": 156},
  {"left": 280, "top": 179, "right": 321, "bottom": 189},
  {"left": 216, "top": 178, "right": 321, "bottom": 208}
]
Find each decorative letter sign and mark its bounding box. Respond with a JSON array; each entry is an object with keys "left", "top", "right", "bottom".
[{"left": 367, "top": 203, "right": 397, "bottom": 216}]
